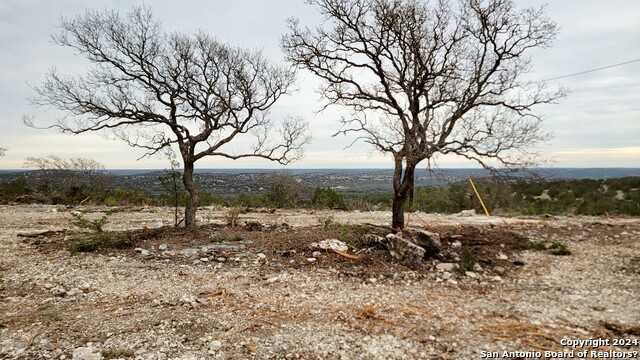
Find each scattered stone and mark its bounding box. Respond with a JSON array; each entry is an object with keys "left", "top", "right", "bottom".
[
  {"left": 245, "top": 221, "right": 263, "bottom": 231},
  {"left": 497, "top": 252, "right": 508, "bottom": 260},
  {"left": 201, "top": 243, "right": 246, "bottom": 252},
  {"left": 66, "top": 288, "right": 83, "bottom": 297},
  {"left": 51, "top": 285, "right": 67, "bottom": 297},
  {"left": 451, "top": 241, "right": 462, "bottom": 249},
  {"left": 159, "top": 244, "right": 169, "bottom": 251},
  {"left": 312, "top": 251, "right": 322, "bottom": 258},
  {"left": 473, "top": 263, "right": 483, "bottom": 272},
  {"left": 361, "top": 233, "right": 387, "bottom": 248},
  {"left": 411, "top": 229, "right": 442, "bottom": 256},
  {"left": 456, "top": 209, "right": 476, "bottom": 217},
  {"left": 215, "top": 257, "right": 227, "bottom": 262},
  {"left": 385, "top": 234, "right": 425, "bottom": 269},
  {"left": 149, "top": 219, "right": 164, "bottom": 229},
  {"left": 310, "top": 239, "right": 349, "bottom": 252},
  {"left": 208, "top": 340, "right": 223, "bottom": 353},
  {"left": 266, "top": 273, "right": 289, "bottom": 284},
  {"left": 134, "top": 248, "right": 151, "bottom": 257},
  {"left": 180, "top": 248, "right": 200, "bottom": 257},
  {"left": 465, "top": 271, "right": 478, "bottom": 278},
  {"left": 307, "top": 257, "right": 317, "bottom": 263},
  {"left": 72, "top": 346, "right": 103, "bottom": 360},
  {"left": 436, "top": 263, "right": 458, "bottom": 272},
  {"left": 199, "top": 257, "right": 209, "bottom": 263}
]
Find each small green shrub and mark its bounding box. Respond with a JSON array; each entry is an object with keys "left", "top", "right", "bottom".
[
  {"left": 459, "top": 247, "right": 477, "bottom": 273},
  {"left": 70, "top": 212, "right": 109, "bottom": 232},
  {"left": 548, "top": 240, "right": 571, "bottom": 256},
  {"left": 102, "top": 348, "right": 135, "bottom": 359},
  {"left": 312, "top": 187, "right": 346, "bottom": 209},
  {"left": 68, "top": 232, "right": 135, "bottom": 254},
  {"left": 528, "top": 240, "right": 548, "bottom": 251},
  {"left": 317, "top": 215, "right": 335, "bottom": 230}
]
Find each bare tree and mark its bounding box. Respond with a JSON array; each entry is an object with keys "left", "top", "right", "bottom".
[
  {"left": 24, "top": 155, "right": 110, "bottom": 200},
  {"left": 25, "top": 155, "right": 105, "bottom": 174},
  {"left": 34, "top": 7, "right": 308, "bottom": 228},
  {"left": 283, "top": 0, "right": 563, "bottom": 229}
]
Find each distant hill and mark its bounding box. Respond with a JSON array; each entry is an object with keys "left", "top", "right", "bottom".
[{"left": 1, "top": 168, "right": 639, "bottom": 196}]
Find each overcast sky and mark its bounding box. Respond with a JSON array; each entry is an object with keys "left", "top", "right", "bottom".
[{"left": 0, "top": 0, "right": 638, "bottom": 169}]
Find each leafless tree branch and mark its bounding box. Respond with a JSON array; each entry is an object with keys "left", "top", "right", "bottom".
[{"left": 283, "top": 0, "right": 563, "bottom": 228}]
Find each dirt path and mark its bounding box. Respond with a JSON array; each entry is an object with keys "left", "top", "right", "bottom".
[{"left": 1, "top": 205, "right": 639, "bottom": 359}]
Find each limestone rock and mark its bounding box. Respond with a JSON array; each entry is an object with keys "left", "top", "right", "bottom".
[
  {"left": 411, "top": 230, "right": 442, "bottom": 257},
  {"left": 310, "top": 239, "right": 348, "bottom": 252},
  {"left": 72, "top": 346, "right": 103, "bottom": 360},
  {"left": 385, "top": 234, "right": 425, "bottom": 269},
  {"left": 436, "top": 263, "right": 458, "bottom": 272}
]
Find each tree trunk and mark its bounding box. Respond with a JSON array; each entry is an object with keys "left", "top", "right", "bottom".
[
  {"left": 391, "top": 159, "right": 416, "bottom": 230},
  {"left": 391, "top": 193, "right": 407, "bottom": 230},
  {"left": 182, "top": 161, "right": 199, "bottom": 229}
]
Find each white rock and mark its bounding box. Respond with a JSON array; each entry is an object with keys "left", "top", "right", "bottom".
[
  {"left": 436, "top": 263, "right": 458, "bottom": 272},
  {"left": 465, "top": 271, "right": 478, "bottom": 278},
  {"left": 257, "top": 253, "right": 267, "bottom": 260},
  {"left": 497, "top": 252, "right": 508, "bottom": 260},
  {"left": 208, "top": 340, "right": 223, "bottom": 352},
  {"left": 72, "top": 346, "right": 103, "bottom": 360},
  {"left": 451, "top": 241, "right": 462, "bottom": 248},
  {"left": 199, "top": 257, "right": 209, "bottom": 262},
  {"left": 312, "top": 251, "right": 322, "bottom": 257},
  {"left": 134, "top": 248, "right": 151, "bottom": 257},
  {"left": 159, "top": 244, "right": 169, "bottom": 251},
  {"left": 66, "top": 288, "right": 83, "bottom": 297},
  {"left": 150, "top": 219, "right": 164, "bottom": 229},
  {"left": 180, "top": 248, "right": 199, "bottom": 257},
  {"left": 310, "top": 239, "right": 348, "bottom": 252},
  {"left": 456, "top": 209, "right": 476, "bottom": 217},
  {"left": 307, "top": 257, "right": 317, "bottom": 263},
  {"left": 51, "top": 285, "right": 67, "bottom": 297}
]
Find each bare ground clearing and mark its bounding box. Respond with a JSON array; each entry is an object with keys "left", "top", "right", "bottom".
[{"left": 1, "top": 205, "right": 639, "bottom": 359}]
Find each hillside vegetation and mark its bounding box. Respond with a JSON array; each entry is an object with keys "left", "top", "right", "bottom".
[{"left": 1, "top": 171, "right": 639, "bottom": 216}]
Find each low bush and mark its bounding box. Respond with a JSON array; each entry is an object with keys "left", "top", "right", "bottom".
[
  {"left": 548, "top": 241, "right": 571, "bottom": 256},
  {"left": 68, "top": 232, "right": 135, "bottom": 254},
  {"left": 70, "top": 212, "right": 109, "bottom": 232},
  {"left": 312, "top": 187, "right": 346, "bottom": 209},
  {"left": 224, "top": 207, "right": 241, "bottom": 227}
]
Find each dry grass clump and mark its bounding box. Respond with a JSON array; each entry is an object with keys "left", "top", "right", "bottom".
[{"left": 224, "top": 207, "right": 242, "bottom": 227}]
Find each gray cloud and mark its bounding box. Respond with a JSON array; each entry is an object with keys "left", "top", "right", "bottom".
[{"left": 0, "top": 0, "right": 638, "bottom": 169}]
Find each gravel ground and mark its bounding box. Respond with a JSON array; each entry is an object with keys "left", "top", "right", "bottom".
[{"left": 1, "top": 205, "right": 639, "bottom": 360}]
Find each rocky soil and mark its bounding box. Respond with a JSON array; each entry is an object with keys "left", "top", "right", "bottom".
[{"left": 1, "top": 205, "right": 639, "bottom": 360}]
